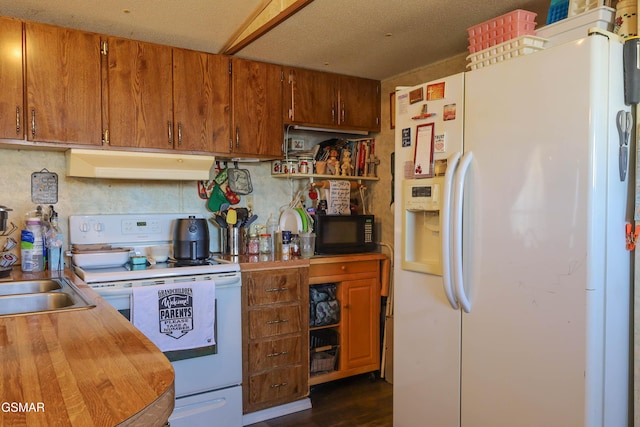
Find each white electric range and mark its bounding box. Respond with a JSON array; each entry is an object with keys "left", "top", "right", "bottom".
[{"left": 69, "top": 213, "right": 242, "bottom": 427}]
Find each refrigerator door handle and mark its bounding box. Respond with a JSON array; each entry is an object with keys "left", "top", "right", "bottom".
[
  {"left": 452, "top": 151, "right": 473, "bottom": 313},
  {"left": 441, "top": 151, "right": 461, "bottom": 310}
]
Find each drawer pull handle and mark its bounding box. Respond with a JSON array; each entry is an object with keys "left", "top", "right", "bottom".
[
  {"left": 266, "top": 351, "right": 289, "bottom": 358},
  {"left": 265, "top": 287, "right": 288, "bottom": 292},
  {"left": 270, "top": 382, "right": 288, "bottom": 389},
  {"left": 266, "top": 319, "right": 289, "bottom": 325}
]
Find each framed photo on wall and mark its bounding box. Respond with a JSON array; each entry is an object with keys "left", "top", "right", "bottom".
[{"left": 414, "top": 123, "right": 434, "bottom": 177}]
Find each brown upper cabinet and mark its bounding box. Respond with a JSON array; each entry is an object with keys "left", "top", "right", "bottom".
[
  {"left": 102, "top": 37, "right": 174, "bottom": 150},
  {"left": 0, "top": 17, "right": 23, "bottom": 140},
  {"left": 284, "top": 67, "right": 381, "bottom": 133},
  {"left": 172, "top": 49, "right": 230, "bottom": 153},
  {"left": 25, "top": 21, "right": 102, "bottom": 145},
  {"left": 231, "top": 58, "right": 283, "bottom": 158},
  {"left": 1, "top": 16, "right": 380, "bottom": 156},
  {"left": 103, "top": 38, "right": 231, "bottom": 152}
]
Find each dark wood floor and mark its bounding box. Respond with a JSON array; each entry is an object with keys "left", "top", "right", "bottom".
[{"left": 248, "top": 374, "right": 393, "bottom": 427}]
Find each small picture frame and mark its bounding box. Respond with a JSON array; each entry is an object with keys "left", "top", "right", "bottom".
[{"left": 414, "top": 123, "right": 434, "bottom": 177}]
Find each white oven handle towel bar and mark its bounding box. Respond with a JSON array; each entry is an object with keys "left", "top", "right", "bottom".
[{"left": 132, "top": 280, "right": 215, "bottom": 352}]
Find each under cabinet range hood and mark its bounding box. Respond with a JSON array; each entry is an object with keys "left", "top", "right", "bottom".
[
  {"left": 66, "top": 149, "right": 214, "bottom": 180},
  {"left": 291, "top": 125, "right": 369, "bottom": 136}
]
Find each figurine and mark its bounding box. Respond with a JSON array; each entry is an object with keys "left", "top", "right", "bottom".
[
  {"left": 341, "top": 151, "right": 354, "bottom": 176},
  {"left": 326, "top": 149, "right": 340, "bottom": 176}
]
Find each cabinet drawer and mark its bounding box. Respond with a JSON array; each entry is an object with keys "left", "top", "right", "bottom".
[
  {"left": 248, "top": 305, "right": 302, "bottom": 339},
  {"left": 310, "top": 260, "right": 378, "bottom": 278},
  {"left": 248, "top": 335, "right": 303, "bottom": 372},
  {"left": 246, "top": 270, "right": 301, "bottom": 306},
  {"left": 247, "top": 366, "right": 305, "bottom": 406}
]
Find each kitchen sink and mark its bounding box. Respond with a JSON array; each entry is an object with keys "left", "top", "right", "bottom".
[
  {"left": 0, "top": 279, "right": 62, "bottom": 296},
  {"left": 0, "top": 278, "right": 95, "bottom": 317}
]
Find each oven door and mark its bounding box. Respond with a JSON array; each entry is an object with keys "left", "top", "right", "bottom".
[{"left": 92, "top": 274, "right": 242, "bottom": 398}]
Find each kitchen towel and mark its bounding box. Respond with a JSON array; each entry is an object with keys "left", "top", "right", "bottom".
[{"left": 131, "top": 280, "right": 216, "bottom": 352}]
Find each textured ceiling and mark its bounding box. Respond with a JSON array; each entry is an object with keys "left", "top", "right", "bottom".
[{"left": 1, "top": 0, "right": 551, "bottom": 80}]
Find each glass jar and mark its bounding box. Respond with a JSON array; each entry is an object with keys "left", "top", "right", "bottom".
[
  {"left": 247, "top": 233, "right": 260, "bottom": 255},
  {"left": 259, "top": 233, "right": 272, "bottom": 254}
]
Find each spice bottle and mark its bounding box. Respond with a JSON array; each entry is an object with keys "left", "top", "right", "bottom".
[
  {"left": 290, "top": 234, "right": 301, "bottom": 256},
  {"left": 281, "top": 231, "right": 291, "bottom": 257}
]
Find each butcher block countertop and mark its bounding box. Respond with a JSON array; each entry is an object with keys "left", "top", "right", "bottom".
[
  {"left": 216, "top": 252, "right": 390, "bottom": 296},
  {"left": 0, "top": 268, "right": 175, "bottom": 427}
]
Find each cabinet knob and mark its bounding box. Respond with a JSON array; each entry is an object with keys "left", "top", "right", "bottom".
[{"left": 340, "top": 265, "right": 346, "bottom": 271}]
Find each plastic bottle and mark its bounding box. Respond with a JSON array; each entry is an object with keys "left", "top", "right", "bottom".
[
  {"left": 266, "top": 213, "right": 278, "bottom": 254},
  {"left": 21, "top": 217, "right": 44, "bottom": 272},
  {"left": 46, "top": 209, "right": 63, "bottom": 271}
]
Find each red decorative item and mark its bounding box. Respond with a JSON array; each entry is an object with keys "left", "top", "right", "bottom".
[{"left": 224, "top": 185, "right": 240, "bottom": 205}]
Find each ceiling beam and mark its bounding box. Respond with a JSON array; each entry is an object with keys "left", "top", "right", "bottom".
[{"left": 221, "top": 0, "right": 313, "bottom": 55}]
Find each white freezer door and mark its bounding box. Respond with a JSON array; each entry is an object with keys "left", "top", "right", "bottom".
[
  {"left": 393, "top": 75, "right": 466, "bottom": 427},
  {"left": 460, "top": 35, "right": 626, "bottom": 427}
]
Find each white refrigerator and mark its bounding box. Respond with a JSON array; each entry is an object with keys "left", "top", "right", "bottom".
[{"left": 393, "top": 32, "right": 631, "bottom": 427}]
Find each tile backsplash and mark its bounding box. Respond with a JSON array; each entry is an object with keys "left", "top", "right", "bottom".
[{"left": 0, "top": 148, "right": 302, "bottom": 258}]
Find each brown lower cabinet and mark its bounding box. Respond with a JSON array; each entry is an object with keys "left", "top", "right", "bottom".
[
  {"left": 308, "top": 255, "right": 384, "bottom": 386},
  {"left": 242, "top": 267, "right": 309, "bottom": 414},
  {"left": 241, "top": 254, "right": 386, "bottom": 413}
]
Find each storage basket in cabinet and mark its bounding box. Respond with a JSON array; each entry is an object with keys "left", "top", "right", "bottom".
[
  {"left": 311, "top": 345, "right": 339, "bottom": 374},
  {"left": 310, "top": 329, "right": 340, "bottom": 374}
]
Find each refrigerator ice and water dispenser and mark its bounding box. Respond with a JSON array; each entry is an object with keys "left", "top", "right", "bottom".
[{"left": 402, "top": 177, "right": 444, "bottom": 275}]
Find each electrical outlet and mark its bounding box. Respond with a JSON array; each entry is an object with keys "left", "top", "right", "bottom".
[{"left": 245, "top": 195, "right": 254, "bottom": 211}]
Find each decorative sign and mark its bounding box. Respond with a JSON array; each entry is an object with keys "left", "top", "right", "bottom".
[
  {"left": 444, "top": 103, "right": 457, "bottom": 121},
  {"left": 426, "top": 82, "right": 445, "bottom": 100},
  {"left": 409, "top": 87, "right": 424, "bottom": 104},
  {"left": 327, "top": 180, "right": 351, "bottom": 215},
  {"left": 414, "top": 123, "right": 435, "bottom": 177},
  {"left": 401, "top": 128, "right": 412, "bottom": 147},
  {"left": 434, "top": 133, "right": 446, "bottom": 153},
  {"left": 31, "top": 169, "right": 58, "bottom": 204}
]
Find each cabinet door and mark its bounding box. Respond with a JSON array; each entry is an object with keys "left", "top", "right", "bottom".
[
  {"left": 231, "top": 58, "right": 283, "bottom": 157},
  {"left": 105, "top": 37, "right": 173, "bottom": 149},
  {"left": 338, "top": 76, "right": 381, "bottom": 132},
  {"left": 173, "top": 49, "right": 230, "bottom": 153},
  {"left": 25, "top": 22, "right": 102, "bottom": 145},
  {"left": 284, "top": 67, "right": 337, "bottom": 128},
  {"left": 341, "top": 277, "right": 380, "bottom": 370},
  {"left": 0, "top": 17, "right": 23, "bottom": 140}
]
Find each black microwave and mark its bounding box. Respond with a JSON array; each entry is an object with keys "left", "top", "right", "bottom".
[{"left": 313, "top": 214, "right": 376, "bottom": 255}]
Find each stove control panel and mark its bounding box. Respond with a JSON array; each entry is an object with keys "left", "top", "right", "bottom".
[
  {"left": 121, "top": 219, "right": 163, "bottom": 235},
  {"left": 69, "top": 214, "right": 204, "bottom": 245}
]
